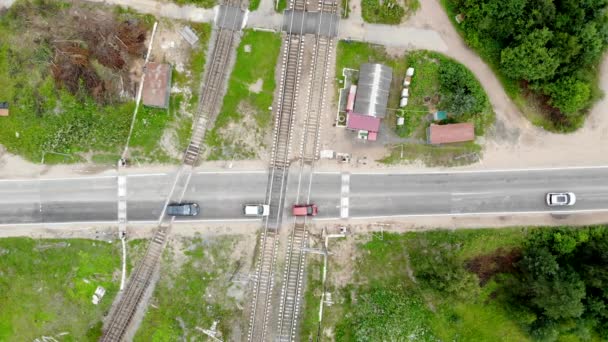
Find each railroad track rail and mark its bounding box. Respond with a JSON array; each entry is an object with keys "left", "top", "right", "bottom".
[
  {"left": 247, "top": 0, "right": 308, "bottom": 339},
  {"left": 277, "top": 0, "right": 338, "bottom": 340},
  {"left": 101, "top": 227, "right": 168, "bottom": 341},
  {"left": 184, "top": 9, "right": 241, "bottom": 165},
  {"left": 101, "top": 2, "right": 243, "bottom": 340}
]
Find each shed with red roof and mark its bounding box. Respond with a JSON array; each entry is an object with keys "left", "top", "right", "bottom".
[{"left": 427, "top": 123, "right": 474, "bottom": 144}]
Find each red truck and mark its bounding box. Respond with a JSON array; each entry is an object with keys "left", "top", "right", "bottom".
[{"left": 292, "top": 204, "right": 318, "bottom": 216}]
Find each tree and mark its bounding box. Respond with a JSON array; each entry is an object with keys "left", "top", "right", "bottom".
[
  {"left": 500, "top": 28, "right": 560, "bottom": 81},
  {"left": 529, "top": 270, "right": 586, "bottom": 320}
]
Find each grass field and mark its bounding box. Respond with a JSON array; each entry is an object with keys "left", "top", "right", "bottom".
[
  {"left": 0, "top": 1, "right": 211, "bottom": 164},
  {"left": 171, "top": 0, "right": 216, "bottom": 8},
  {"left": 361, "top": 0, "right": 419, "bottom": 24},
  {"left": 135, "top": 235, "right": 246, "bottom": 341},
  {"left": 204, "top": 30, "right": 281, "bottom": 160},
  {"left": 302, "top": 228, "right": 546, "bottom": 341},
  {"left": 0, "top": 237, "right": 146, "bottom": 341}
]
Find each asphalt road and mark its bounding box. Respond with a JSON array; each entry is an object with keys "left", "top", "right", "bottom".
[{"left": 1, "top": 167, "right": 608, "bottom": 225}]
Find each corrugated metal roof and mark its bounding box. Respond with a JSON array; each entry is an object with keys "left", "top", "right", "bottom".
[
  {"left": 142, "top": 62, "right": 172, "bottom": 109},
  {"left": 353, "top": 63, "right": 392, "bottom": 118},
  {"left": 428, "top": 123, "right": 475, "bottom": 144},
  {"left": 347, "top": 112, "right": 381, "bottom": 132}
]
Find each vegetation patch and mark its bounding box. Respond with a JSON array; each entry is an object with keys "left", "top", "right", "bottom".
[
  {"left": 441, "top": 0, "right": 608, "bottom": 132},
  {"left": 248, "top": 0, "right": 261, "bottom": 11},
  {"left": 204, "top": 30, "right": 281, "bottom": 160},
  {"left": 171, "top": 0, "right": 217, "bottom": 8},
  {"left": 0, "top": 0, "right": 211, "bottom": 164},
  {"left": 307, "top": 226, "right": 608, "bottom": 341},
  {"left": 0, "top": 237, "right": 145, "bottom": 341},
  {"left": 135, "top": 235, "right": 248, "bottom": 341},
  {"left": 336, "top": 42, "right": 492, "bottom": 166},
  {"left": 361, "top": 0, "right": 419, "bottom": 24},
  {"left": 276, "top": 0, "right": 287, "bottom": 13},
  {"left": 381, "top": 142, "right": 482, "bottom": 166}
]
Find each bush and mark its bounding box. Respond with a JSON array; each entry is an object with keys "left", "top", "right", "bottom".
[
  {"left": 337, "top": 286, "right": 437, "bottom": 341},
  {"left": 542, "top": 76, "right": 591, "bottom": 116},
  {"left": 361, "top": 0, "right": 405, "bottom": 24}
]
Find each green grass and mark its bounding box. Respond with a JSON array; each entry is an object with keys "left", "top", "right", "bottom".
[
  {"left": 360, "top": 0, "right": 419, "bottom": 24},
  {"left": 300, "top": 257, "right": 324, "bottom": 341},
  {"left": 340, "top": 0, "right": 351, "bottom": 18},
  {"left": 0, "top": 2, "right": 212, "bottom": 165},
  {"left": 134, "top": 236, "right": 243, "bottom": 341},
  {"left": 204, "top": 30, "right": 281, "bottom": 160},
  {"left": 312, "top": 228, "right": 539, "bottom": 341},
  {"left": 361, "top": 0, "right": 405, "bottom": 24},
  {"left": 276, "top": 0, "right": 287, "bottom": 12},
  {"left": 171, "top": 0, "right": 216, "bottom": 8},
  {"left": 0, "top": 237, "right": 144, "bottom": 341},
  {"left": 381, "top": 141, "right": 482, "bottom": 166},
  {"left": 249, "top": 0, "right": 261, "bottom": 11}
]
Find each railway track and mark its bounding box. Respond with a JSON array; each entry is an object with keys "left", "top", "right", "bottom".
[
  {"left": 184, "top": 1, "right": 241, "bottom": 166},
  {"left": 248, "top": 0, "right": 338, "bottom": 340},
  {"left": 247, "top": 0, "right": 308, "bottom": 340},
  {"left": 277, "top": 1, "right": 338, "bottom": 340},
  {"left": 100, "top": 2, "right": 243, "bottom": 340}
]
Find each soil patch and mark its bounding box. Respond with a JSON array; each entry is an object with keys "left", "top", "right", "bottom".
[{"left": 465, "top": 248, "right": 521, "bottom": 286}]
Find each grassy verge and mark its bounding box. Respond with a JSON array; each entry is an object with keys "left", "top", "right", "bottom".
[
  {"left": 361, "top": 0, "right": 419, "bottom": 24},
  {"left": 381, "top": 142, "right": 481, "bottom": 166},
  {"left": 340, "top": 0, "right": 350, "bottom": 18},
  {"left": 171, "top": 0, "right": 216, "bottom": 8},
  {"left": 134, "top": 236, "right": 245, "bottom": 341},
  {"left": 309, "top": 229, "right": 532, "bottom": 341},
  {"left": 204, "top": 30, "right": 281, "bottom": 160},
  {"left": 0, "top": 237, "right": 145, "bottom": 341},
  {"left": 276, "top": 0, "right": 287, "bottom": 12},
  {"left": 300, "top": 257, "right": 324, "bottom": 341},
  {"left": 249, "top": 0, "right": 261, "bottom": 11}
]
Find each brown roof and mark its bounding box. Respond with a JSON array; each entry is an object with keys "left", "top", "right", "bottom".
[
  {"left": 142, "top": 62, "right": 172, "bottom": 109},
  {"left": 428, "top": 123, "right": 474, "bottom": 144}
]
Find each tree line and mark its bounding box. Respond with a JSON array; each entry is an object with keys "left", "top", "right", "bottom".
[{"left": 451, "top": 0, "right": 608, "bottom": 131}]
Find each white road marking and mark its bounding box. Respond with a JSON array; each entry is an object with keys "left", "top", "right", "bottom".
[
  {"left": 340, "top": 173, "right": 350, "bottom": 218},
  {"left": 351, "top": 165, "right": 608, "bottom": 175}
]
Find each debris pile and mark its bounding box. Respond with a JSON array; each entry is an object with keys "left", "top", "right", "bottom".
[{"left": 50, "top": 11, "right": 148, "bottom": 103}]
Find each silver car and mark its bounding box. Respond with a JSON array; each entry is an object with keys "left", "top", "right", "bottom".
[{"left": 546, "top": 192, "right": 576, "bottom": 206}]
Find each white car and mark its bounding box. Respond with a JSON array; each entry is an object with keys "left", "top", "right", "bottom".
[
  {"left": 244, "top": 204, "right": 270, "bottom": 216},
  {"left": 546, "top": 192, "right": 576, "bottom": 206}
]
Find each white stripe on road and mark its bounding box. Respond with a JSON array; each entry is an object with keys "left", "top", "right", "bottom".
[{"left": 340, "top": 173, "right": 350, "bottom": 218}]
